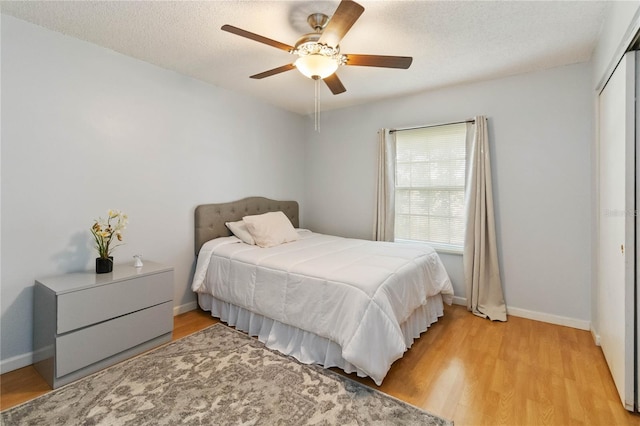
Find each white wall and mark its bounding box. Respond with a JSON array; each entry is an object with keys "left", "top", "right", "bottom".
[
  {"left": 0, "top": 15, "right": 306, "bottom": 372},
  {"left": 303, "top": 62, "right": 593, "bottom": 327}
]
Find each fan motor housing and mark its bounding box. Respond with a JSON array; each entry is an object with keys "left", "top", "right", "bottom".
[{"left": 307, "top": 13, "right": 330, "bottom": 31}]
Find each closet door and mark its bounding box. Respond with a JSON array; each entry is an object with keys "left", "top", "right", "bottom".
[{"left": 597, "top": 51, "right": 636, "bottom": 411}]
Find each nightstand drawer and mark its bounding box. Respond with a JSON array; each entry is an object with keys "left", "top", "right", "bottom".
[
  {"left": 57, "top": 270, "right": 173, "bottom": 334},
  {"left": 56, "top": 301, "right": 173, "bottom": 377}
]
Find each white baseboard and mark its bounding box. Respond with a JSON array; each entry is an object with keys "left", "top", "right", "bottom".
[
  {"left": 1, "top": 352, "right": 33, "bottom": 374},
  {"left": 0, "top": 299, "right": 593, "bottom": 375},
  {"left": 450, "top": 296, "right": 590, "bottom": 331},
  {"left": 507, "top": 306, "right": 590, "bottom": 330},
  {"left": 173, "top": 300, "right": 198, "bottom": 316},
  {"left": 452, "top": 296, "right": 467, "bottom": 306},
  {"left": 590, "top": 327, "right": 601, "bottom": 346}
]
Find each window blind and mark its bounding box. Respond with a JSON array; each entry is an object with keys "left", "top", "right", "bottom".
[{"left": 394, "top": 122, "right": 467, "bottom": 249}]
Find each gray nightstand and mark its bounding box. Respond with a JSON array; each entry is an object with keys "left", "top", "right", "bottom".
[{"left": 33, "top": 261, "right": 174, "bottom": 389}]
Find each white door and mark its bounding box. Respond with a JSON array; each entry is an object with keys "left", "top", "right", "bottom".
[{"left": 597, "top": 51, "right": 636, "bottom": 411}]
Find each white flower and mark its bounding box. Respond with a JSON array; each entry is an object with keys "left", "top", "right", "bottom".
[{"left": 91, "top": 209, "right": 128, "bottom": 259}]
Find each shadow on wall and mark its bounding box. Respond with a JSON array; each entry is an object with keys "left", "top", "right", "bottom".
[
  {"left": 51, "top": 231, "right": 92, "bottom": 274},
  {"left": 0, "top": 287, "right": 34, "bottom": 363}
]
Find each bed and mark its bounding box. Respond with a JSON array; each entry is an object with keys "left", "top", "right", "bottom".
[{"left": 192, "top": 197, "right": 454, "bottom": 385}]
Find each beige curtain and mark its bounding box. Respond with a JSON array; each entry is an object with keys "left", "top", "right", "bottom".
[
  {"left": 463, "top": 116, "right": 507, "bottom": 321},
  {"left": 373, "top": 129, "right": 396, "bottom": 241}
]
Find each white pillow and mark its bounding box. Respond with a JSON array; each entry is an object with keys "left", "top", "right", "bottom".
[
  {"left": 242, "top": 211, "right": 299, "bottom": 248},
  {"left": 225, "top": 220, "right": 255, "bottom": 245}
]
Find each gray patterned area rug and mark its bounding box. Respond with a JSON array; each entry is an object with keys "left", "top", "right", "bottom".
[{"left": 1, "top": 324, "right": 452, "bottom": 425}]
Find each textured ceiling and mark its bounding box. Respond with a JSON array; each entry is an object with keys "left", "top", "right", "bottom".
[{"left": 1, "top": 1, "right": 609, "bottom": 115}]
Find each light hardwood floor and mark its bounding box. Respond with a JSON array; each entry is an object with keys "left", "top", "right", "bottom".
[{"left": 1, "top": 304, "right": 639, "bottom": 425}]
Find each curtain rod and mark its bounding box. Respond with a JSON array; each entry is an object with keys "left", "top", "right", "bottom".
[{"left": 389, "top": 118, "right": 475, "bottom": 134}]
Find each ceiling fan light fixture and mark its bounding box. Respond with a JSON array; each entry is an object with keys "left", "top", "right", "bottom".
[
  {"left": 222, "top": 0, "right": 412, "bottom": 95},
  {"left": 294, "top": 54, "right": 339, "bottom": 79}
]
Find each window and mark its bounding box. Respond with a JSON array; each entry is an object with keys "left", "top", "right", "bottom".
[{"left": 394, "top": 122, "right": 468, "bottom": 252}]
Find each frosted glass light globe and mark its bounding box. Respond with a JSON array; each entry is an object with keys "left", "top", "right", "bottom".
[{"left": 295, "top": 54, "right": 339, "bottom": 79}]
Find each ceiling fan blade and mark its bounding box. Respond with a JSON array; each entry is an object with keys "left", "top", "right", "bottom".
[
  {"left": 250, "top": 64, "right": 296, "bottom": 79},
  {"left": 344, "top": 54, "right": 413, "bottom": 69},
  {"left": 323, "top": 73, "right": 346, "bottom": 95},
  {"left": 221, "top": 25, "right": 294, "bottom": 52},
  {"left": 318, "top": 0, "right": 365, "bottom": 47}
]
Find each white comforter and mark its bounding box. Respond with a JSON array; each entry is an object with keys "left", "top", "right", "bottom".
[{"left": 192, "top": 230, "right": 453, "bottom": 384}]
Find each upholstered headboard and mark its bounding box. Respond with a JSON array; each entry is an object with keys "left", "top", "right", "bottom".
[{"left": 194, "top": 196, "right": 299, "bottom": 255}]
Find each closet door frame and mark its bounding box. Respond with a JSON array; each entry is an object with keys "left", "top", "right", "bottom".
[{"left": 596, "top": 50, "right": 636, "bottom": 411}]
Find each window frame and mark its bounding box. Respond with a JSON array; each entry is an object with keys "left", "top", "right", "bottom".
[{"left": 392, "top": 121, "right": 471, "bottom": 254}]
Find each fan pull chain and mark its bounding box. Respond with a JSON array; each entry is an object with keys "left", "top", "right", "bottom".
[{"left": 314, "top": 77, "right": 320, "bottom": 132}]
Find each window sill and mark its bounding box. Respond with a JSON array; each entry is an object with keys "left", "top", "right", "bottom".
[
  {"left": 394, "top": 239, "right": 463, "bottom": 255},
  {"left": 433, "top": 247, "right": 463, "bottom": 256}
]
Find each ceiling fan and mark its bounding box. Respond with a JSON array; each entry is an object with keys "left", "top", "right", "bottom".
[{"left": 221, "top": 0, "right": 413, "bottom": 95}]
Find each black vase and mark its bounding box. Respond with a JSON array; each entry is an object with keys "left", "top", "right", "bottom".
[{"left": 95, "top": 256, "right": 113, "bottom": 274}]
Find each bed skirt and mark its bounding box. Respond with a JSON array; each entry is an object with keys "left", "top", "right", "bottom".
[{"left": 197, "top": 293, "right": 445, "bottom": 385}]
